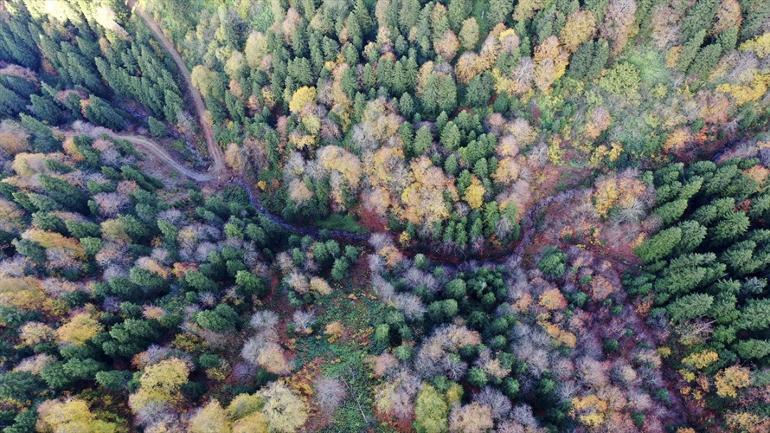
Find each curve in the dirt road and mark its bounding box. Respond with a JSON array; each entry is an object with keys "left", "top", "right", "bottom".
[
  {"left": 126, "top": 0, "right": 224, "bottom": 175},
  {"left": 58, "top": 122, "right": 213, "bottom": 183},
  {"left": 63, "top": 120, "right": 370, "bottom": 244}
]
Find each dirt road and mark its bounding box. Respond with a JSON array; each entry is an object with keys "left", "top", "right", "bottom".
[
  {"left": 126, "top": 0, "right": 225, "bottom": 174},
  {"left": 61, "top": 120, "right": 370, "bottom": 243},
  {"left": 56, "top": 123, "right": 213, "bottom": 182}
]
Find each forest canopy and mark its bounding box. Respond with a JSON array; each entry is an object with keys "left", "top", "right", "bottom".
[{"left": 0, "top": 0, "right": 769, "bottom": 433}]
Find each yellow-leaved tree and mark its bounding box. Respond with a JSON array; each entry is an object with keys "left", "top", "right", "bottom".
[
  {"left": 228, "top": 393, "right": 268, "bottom": 433},
  {"left": 289, "top": 86, "right": 317, "bottom": 114},
  {"left": 233, "top": 412, "right": 268, "bottom": 433},
  {"left": 190, "top": 65, "right": 219, "bottom": 100},
  {"left": 244, "top": 32, "right": 269, "bottom": 70},
  {"left": 740, "top": 32, "right": 770, "bottom": 58},
  {"left": 400, "top": 156, "right": 458, "bottom": 225},
  {"left": 12, "top": 152, "right": 53, "bottom": 177},
  {"left": 0, "top": 119, "right": 29, "bottom": 155},
  {"left": 22, "top": 229, "right": 85, "bottom": 259},
  {"left": 37, "top": 398, "right": 120, "bottom": 433},
  {"left": 318, "top": 145, "right": 363, "bottom": 209},
  {"left": 715, "top": 365, "right": 751, "bottom": 398},
  {"left": 539, "top": 288, "right": 567, "bottom": 310},
  {"left": 19, "top": 321, "right": 55, "bottom": 346},
  {"left": 0, "top": 277, "right": 50, "bottom": 312},
  {"left": 227, "top": 393, "right": 263, "bottom": 419},
  {"left": 533, "top": 36, "right": 568, "bottom": 92},
  {"left": 559, "top": 10, "right": 596, "bottom": 52},
  {"left": 188, "top": 394, "right": 271, "bottom": 433},
  {"left": 318, "top": 145, "right": 362, "bottom": 187},
  {"left": 463, "top": 176, "right": 486, "bottom": 210},
  {"left": 225, "top": 143, "right": 245, "bottom": 172},
  {"left": 189, "top": 400, "right": 231, "bottom": 433},
  {"left": 129, "top": 357, "right": 190, "bottom": 413},
  {"left": 682, "top": 350, "right": 719, "bottom": 370},
  {"left": 257, "top": 382, "right": 307, "bottom": 433},
  {"left": 570, "top": 394, "right": 609, "bottom": 428},
  {"left": 56, "top": 311, "right": 103, "bottom": 346}
]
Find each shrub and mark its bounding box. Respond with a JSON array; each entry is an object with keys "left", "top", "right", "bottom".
[
  {"left": 538, "top": 247, "right": 567, "bottom": 279},
  {"left": 467, "top": 367, "right": 488, "bottom": 387},
  {"left": 414, "top": 383, "right": 448, "bottom": 433},
  {"left": 257, "top": 382, "right": 308, "bottom": 433}
]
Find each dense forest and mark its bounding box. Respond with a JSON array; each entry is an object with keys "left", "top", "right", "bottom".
[
  {"left": 142, "top": 0, "right": 770, "bottom": 253},
  {"left": 0, "top": 0, "right": 769, "bottom": 433}
]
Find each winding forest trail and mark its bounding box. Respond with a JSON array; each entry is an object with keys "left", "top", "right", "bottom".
[
  {"left": 60, "top": 119, "right": 370, "bottom": 243},
  {"left": 126, "top": 0, "right": 225, "bottom": 175},
  {"left": 56, "top": 123, "right": 213, "bottom": 182}
]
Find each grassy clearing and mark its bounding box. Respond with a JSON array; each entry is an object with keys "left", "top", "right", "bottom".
[
  {"left": 316, "top": 213, "right": 369, "bottom": 234},
  {"left": 294, "top": 276, "right": 396, "bottom": 432}
]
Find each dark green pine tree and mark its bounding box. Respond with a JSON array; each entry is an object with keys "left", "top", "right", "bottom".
[
  {"left": 656, "top": 199, "right": 689, "bottom": 226},
  {"left": 0, "top": 82, "right": 26, "bottom": 117},
  {"left": 709, "top": 211, "right": 750, "bottom": 246},
  {"left": 436, "top": 75, "right": 457, "bottom": 114},
  {"left": 586, "top": 39, "right": 609, "bottom": 79},
  {"left": 412, "top": 125, "right": 432, "bottom": 156},
  {"left": 83, "top": 95, "right": 126, "bottom": 130},
  {"left": 734, "top": 339, "right": 770, "bottom": 360},
  {"left": 677, "top": 30, "right": 707, "bottom": 73},
  {"left": 666, "top": 293, "right": 713, "bottom": 323},
  {"left": 447, "top": 0, "right": 471, "bottom": 31},
  {"left": 735, "top": 299, "right": 770, "bottom": 331},
  {"left": 20, "top": 114, "right": 61, "bottom": 152},
  {"left": 740, "top": 0, "right": 770, "bottom": 41},
  {"left": 488, "top": 0, "right": 514, "bottom": 25},
  {"left": 679, "top": 0, "right": 719, "bottom": 42},
  {"left": 27, "top": 93, "right": 65, "bottom": 124},
  {"left": 0, "top": 11, "right": 40, "bottom": 69},
  {"left": 676, "top": 220, "right": 707, "bottom": 253},
  {"left": 686, "top": 43, "right": 722, "bottom": 80},
  {"left": 635, "top": 226, "right": 683, "bottom": 264},
  {"left": 39, "top": 175, "right": 88, "bottom": 214}
]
